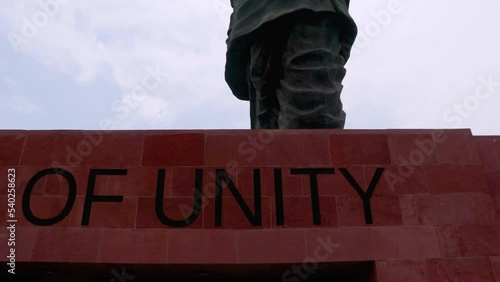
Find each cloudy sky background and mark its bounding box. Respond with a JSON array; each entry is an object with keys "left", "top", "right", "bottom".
[{"left": 0, "top": 0, "right": 499, "bottom": 134}]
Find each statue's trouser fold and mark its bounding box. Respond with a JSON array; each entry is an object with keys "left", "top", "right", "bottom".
[{"left": 248, "top": 14, "right": 347, "bottom": 129}]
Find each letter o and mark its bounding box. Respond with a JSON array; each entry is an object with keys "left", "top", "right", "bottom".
[
  {"left": 365, "top": 21, "right": 382, "bottom": 37},
  {"left": 22, "top": 168, "right": 77, "bottom": 226},
  {"left": 302, "top": 257, "right": 319, "bottom": 274},
  {"left": 258, "top": 130, "right": 274, "bottom": 144},
  {"left": 464, "top": 96, "right": 480, "bottom": 112},
  {"left": 409, "top": 150, "right": 426, "bottom": 166},
  {"left": 77, "top": 140, "right": 93, "bottom": 157},
  {"left": 475, "top": 86, "right": 492, "bottom": 100},
  {"left": 33, "top": 11, "right": 49, "bottom": 28},
  {"left": 131, "top": 86, "right": 147, "bottom": 101}
]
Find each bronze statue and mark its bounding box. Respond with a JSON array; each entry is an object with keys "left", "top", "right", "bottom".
[{"left": 225, "top": 0, "right": 357, "bottom": 129}]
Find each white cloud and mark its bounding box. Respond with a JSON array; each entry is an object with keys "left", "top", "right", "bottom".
[
  {"left": 0, "top": 0, "right": 499, "bottom": 133},
  {"left": 137, "top": 96, "right": 173, "bottom": 125},
  {"left": 2, "top": 94, "right": 42, "bottom": 114},
  {"left": 1, "top": 0, "right": 233, "bottom": 127},
  {"left": 3, "top": 77, "right": 14, "bottom": 84},
  {"left": 344, "top": 0, "right": 500, "bottom": 134}
]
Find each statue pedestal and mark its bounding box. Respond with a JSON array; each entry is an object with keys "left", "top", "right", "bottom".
[{"left": 1, "top": 129, "right": 499, "bottom": 281}]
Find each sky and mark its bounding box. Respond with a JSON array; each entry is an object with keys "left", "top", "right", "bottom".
[{"left": 0, "top": 0, "right": 499, "bottom": 135}]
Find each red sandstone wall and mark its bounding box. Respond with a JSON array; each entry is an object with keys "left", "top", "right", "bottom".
[{"left": 0, "top": 129, "right": 499, "bottom": 281}]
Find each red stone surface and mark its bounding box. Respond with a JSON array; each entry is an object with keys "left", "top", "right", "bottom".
[
  {"left": 491, "top": 257, "right": 500, "bottom": 282},
  {"left": 0, "top": 129, "right": 498, "bottom": 281},
  {"left": 168, "top": 229, "right": 238, "bottom": 264},
  {"left": 434, "top": 225, "right": 460, "bottom": 257},
  {"left": 142, "top": 133, "right": 204, "bottom": 166},
  {"left": 31, "top": 228, "right": 100, "bottom": 262},
  {"left": 330, "top": 133, "right": 391, "bottom": 165},
  {"left": 486, "top": 170, "right": 500, "bottom": 197},
  {"left": 387, "top": 132, "right": 439, "bottom": 166},
  {"left": 475, "top": 137, "right": 500, "bottom": 170},
  {"left": 435, "top": 132, "right": 481, "bottom": 164},
  {"left": 426, "top": 258, "right": 496, "bottom": 282},
  {"left": 0, "top": 133, "right": 25, "bottom": 166},
  {"left": 98, "top": 229, "right": 168, "bottom": 263},
  {"left": 269, "top": 131, "right": 332, "bottom": 166},
  {"left": 376, "top": 260, "right": 429, "bottom": 282}
]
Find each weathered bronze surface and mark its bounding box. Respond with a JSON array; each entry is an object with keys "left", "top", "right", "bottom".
[{"left": 225, "top": 0, "right": 357, "bottom": 129}]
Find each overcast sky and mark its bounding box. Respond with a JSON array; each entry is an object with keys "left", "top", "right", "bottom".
[{"left": 1, "top": 0, "right": 499, "bottom": 135}]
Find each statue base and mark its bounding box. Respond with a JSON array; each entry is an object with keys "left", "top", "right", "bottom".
[{"left": 0, "top": 129, "right": 499, "bottom": 281}]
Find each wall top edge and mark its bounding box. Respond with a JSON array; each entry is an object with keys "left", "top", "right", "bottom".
[{"left": 0, "top": 128, "right": 489, "bottom": 136}]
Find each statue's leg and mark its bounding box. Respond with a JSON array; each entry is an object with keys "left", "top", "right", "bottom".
[
  {"left": 248, "top": 28, "right": 283, "bottom": 129},
  {"left": 248, "top": 67, "right": 257, "bottom": 129},
  {"left": 278, "top": 13, "right": 348, "bottom": 129}
]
